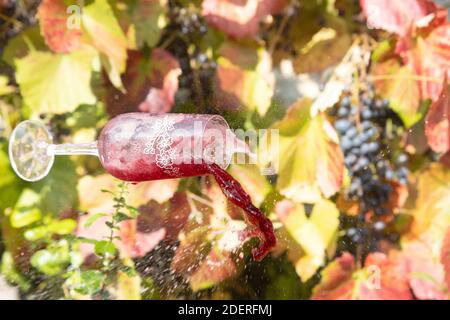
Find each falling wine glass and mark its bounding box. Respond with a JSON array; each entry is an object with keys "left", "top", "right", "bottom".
[{"left": 9, "top": 112, "right": 276, "bottom": 260}]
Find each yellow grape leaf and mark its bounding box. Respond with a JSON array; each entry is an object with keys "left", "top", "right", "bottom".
[
  {"left": 0, "top": 76, "right": 15, "bottom": 96},
  {"left": 276, "top": 198, "right": 339, "bottom": 281},
  {"left": 227, "top": 163, "right": 271, "bottom": 207},
  {"left": 15, "top": 50, "right": 96, "bottom": 114},
  {"left": 407, "top": 163, "right": 450, "bottom": 239},
  {"left": 214, "top": 41, "right": 274, "bottom": 116},
  {"left": 82, "top": 0, "right": 128, "bottom": 86},
  {"left": 264, "top": 99, "right": 344, "bottom": 202},
  {"left": 373, "top": 58, "right": 423, "bottom": 128}
]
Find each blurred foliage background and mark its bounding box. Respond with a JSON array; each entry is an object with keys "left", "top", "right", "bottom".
[{"left": 0, "top": 0, "right": 449, "bottom": 300}]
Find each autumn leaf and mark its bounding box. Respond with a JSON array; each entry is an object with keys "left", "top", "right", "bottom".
[
  {"left": 189, "top": 250, "right": 238, "bottom": 291},
  {"left": 82, "top": 0, "right": 128, "bottom": 85},
  {"left": 201, "top": 0, "right": 287, "bottom": 38},
  {"left": 372, "top": 58, "right": 423, "bottom": 128},
  {"left": 398, "top": 24, "right": 450, "bottom": 101},
  {"left": 214, "top": 41, "right": 274, "bottom": 116},
  {"left": 312, "top": 252, "right": 413, "bottom": 300},
  {"left": 15, "top": 50, "right": 97, "bottom": 115},
  {"left": 425, "top": 77, "right": 450, "bottom": 154},
  {"left": 360, "top": 0, "right": 445, "bottom": 37},
  {"left": 274, "top": 13, "right": 352, "bottom": 74},
  {"left": 37, "top": 0, "right": 82, "bottom": 53},
  {"left": 407, "top": 163, "right": 450, "bottom": 238},
  {"left": 105, "top": 49, "right": 181, "bottom": 116},
  {"left": 397, "top": 239, "right": 447, "bottom": 299},
  {"left": 275, "top": 199, "right": 339, "bottom": 281},
  {"left": 262, "top": 99, "right": 344, "bottom": 202},
  {"left": 131, "top": 0, "right": 168, "bottom": 48}
]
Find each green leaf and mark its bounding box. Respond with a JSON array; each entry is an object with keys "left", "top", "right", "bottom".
[
  {"left": 76, "top": 270, "right": 105, "bottom": 295},
  {"left": 0, "top": 76, "right": 15, "bottom": 96},
  {"left": 10, "top": 189, "right": 42, "bottom": 228},
  {"left": 84, "top": 213, "right": 108, "bottom": 228},
  {"left": 94, "top": 240, "right": 116, "bottom": 257},
  {"left": 1, "top": 252, "right": 31, "bottom": 290},
  {"left": 30, "top": 240, "right": 71, "bottom": 275},
  {"left": 32, "top": 157, "right": 78, "bottom": 216},
  {"left": 47, "top": 219, "right": 77, "bottom": 235},
  {"left": 24, "top": 226, "right": 49, "bottom": 241},
  {"left": 2, "top": 26, "right": 46, "bottom": 66},
  {"left": 15, "top": 50, "right": 97, "bottom": 114},
  {"left": 131, "top": 0, "right": 168, "bottom": 48},
  {"left": 114, "top": 211, "right": 132, "bottom": 223}
]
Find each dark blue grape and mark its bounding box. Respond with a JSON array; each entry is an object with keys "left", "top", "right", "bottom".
[{"left": 334, "top": 119, "right": 351, "bottom": 133}]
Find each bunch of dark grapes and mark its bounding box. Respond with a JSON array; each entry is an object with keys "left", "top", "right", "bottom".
[
  {"left": 333, "top": 85, "right": 409, "bottom": 247},
  {"left": 164, "top": 2, "right": 216, "bottom": 108}
]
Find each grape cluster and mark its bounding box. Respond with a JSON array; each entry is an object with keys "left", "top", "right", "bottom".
[
  {"left": 169, "top": 4, "right": 208, "bottom": 39},
  {"left": 333, "top": 86, "right": 409, "bottom": 242},
  {"left": 165, "top": 2, "right": 216, "bottom": 108}
]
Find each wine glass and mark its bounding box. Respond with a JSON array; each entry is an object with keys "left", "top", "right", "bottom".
[{"left": 9, "top": 112, "right": 246, "bottom": 182}]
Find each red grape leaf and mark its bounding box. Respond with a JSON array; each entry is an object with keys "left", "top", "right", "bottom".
[
  {"left": 360, "top": 0, "right": 445, "bottom": 37},
  {"left": 441, "top": 227, "right": 450, "bottom": 291},
  {"left": 398, "top": 240, "right": 447, "bottom": 299},
  {"left": 311, "top": 252, "right": 356, "bottom": 299},
  {"left": 202, "top": 0, "right": 287, "bottom": 38},
  {"left": 312, "top": 252, "right": 413, "bottom": 300},
  {"left": 189, "top": 250, "right": 238, "bottom": 292},
  {"left": 214, "top": 41, "right": 274, "bottom": 115},
  {"left": 425, "top": 77, "right": 450, "bottom": 154},
  {"left": 37, "top": 0, "right": 82, "bottom": 53},
  {"left": 105, "top": 49, "right": 181, "bottom": 116},
  {"left": 398, "top": 24, "right": 450, "bottom": 102},
  {"left": 407, "top": 163, "right": 450, "bottom": 238},
  {"left": 372, "top": 58, "right": 423, "bottom": 128}
]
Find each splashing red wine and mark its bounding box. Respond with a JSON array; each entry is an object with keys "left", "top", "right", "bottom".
[
  {"left": 205, "top": 163, "right": 276, "bottom": 261},
  {"left": 97, "top": 113, "right": 276, "bottom": 260}
]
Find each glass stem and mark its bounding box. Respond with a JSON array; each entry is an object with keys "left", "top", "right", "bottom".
[{"left": 47, "top": 141, "right": 99, "bottom": 157}]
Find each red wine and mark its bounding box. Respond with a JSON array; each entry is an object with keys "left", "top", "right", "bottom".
[
  {"left": 206, "top": 163, "right": 276, "bottom": 261},
  {"left": 98, "top": 113, "right": 276, "bottom": 260}
]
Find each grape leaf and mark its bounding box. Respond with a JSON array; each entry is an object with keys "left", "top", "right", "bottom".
[
  {"left": 263, "top": 99, "right": 344, "bottom": 202},
  {"left": 37, "top": 0, "right": 82, "bottom": 53},
  {"left": 189, "top": 250, "right": 238, "bottom": 292},
  {"left": 372, "top": 58, "right": 423, "bottom": 128},
  {"left": 0, "top": 75, "right": 15, "bottom": 96},
  {"left": 275, "top": 199, "right": 339, "bottom": 281},
  {"left": 360, "top": 0, "right": 445, "bottom": 36},
  {"left": 105, "top": 49, "right": 181, "bottom": 116},
  {"left": 2, "top": 26, "right": 47, "bottom": 66},
  {"left": 15, "top": 50, "right": 96, "bottom": 114},
  {"left": 201, "top": 0, "right": 287, "bottom": 38},
  {"left": 274, "top": 13, "right": 352, "bottom": 74},
  {"left": 312, "top": 252, "right": 413, "bottom": 300},
  {"left": 82, "top": 0, "right": 128, "bottom": 83},
  {"left": 214, "top": 41, "right": 275, "bottom": 116},
  {"left": 131, "top": 0, "right": 168, "bottom": 48},
  {"left": 425, "top": 77, "right": 450, "bottom": 154},
  {"left": 407, "top": 163, "right": 450, "bottom": 239},
  {"left": 398, "top": 240, "right": 447, "bottom": 299},
  {"left": 398, "top": 24, "right": 450, "bottom": 101},
  {"left": 227, "top": 163, "right": 272, "bottom": 207}
]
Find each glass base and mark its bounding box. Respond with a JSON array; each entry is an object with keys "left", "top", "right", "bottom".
[{"left": 9, "top": 120, "right": 54, "bottom": 182}]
